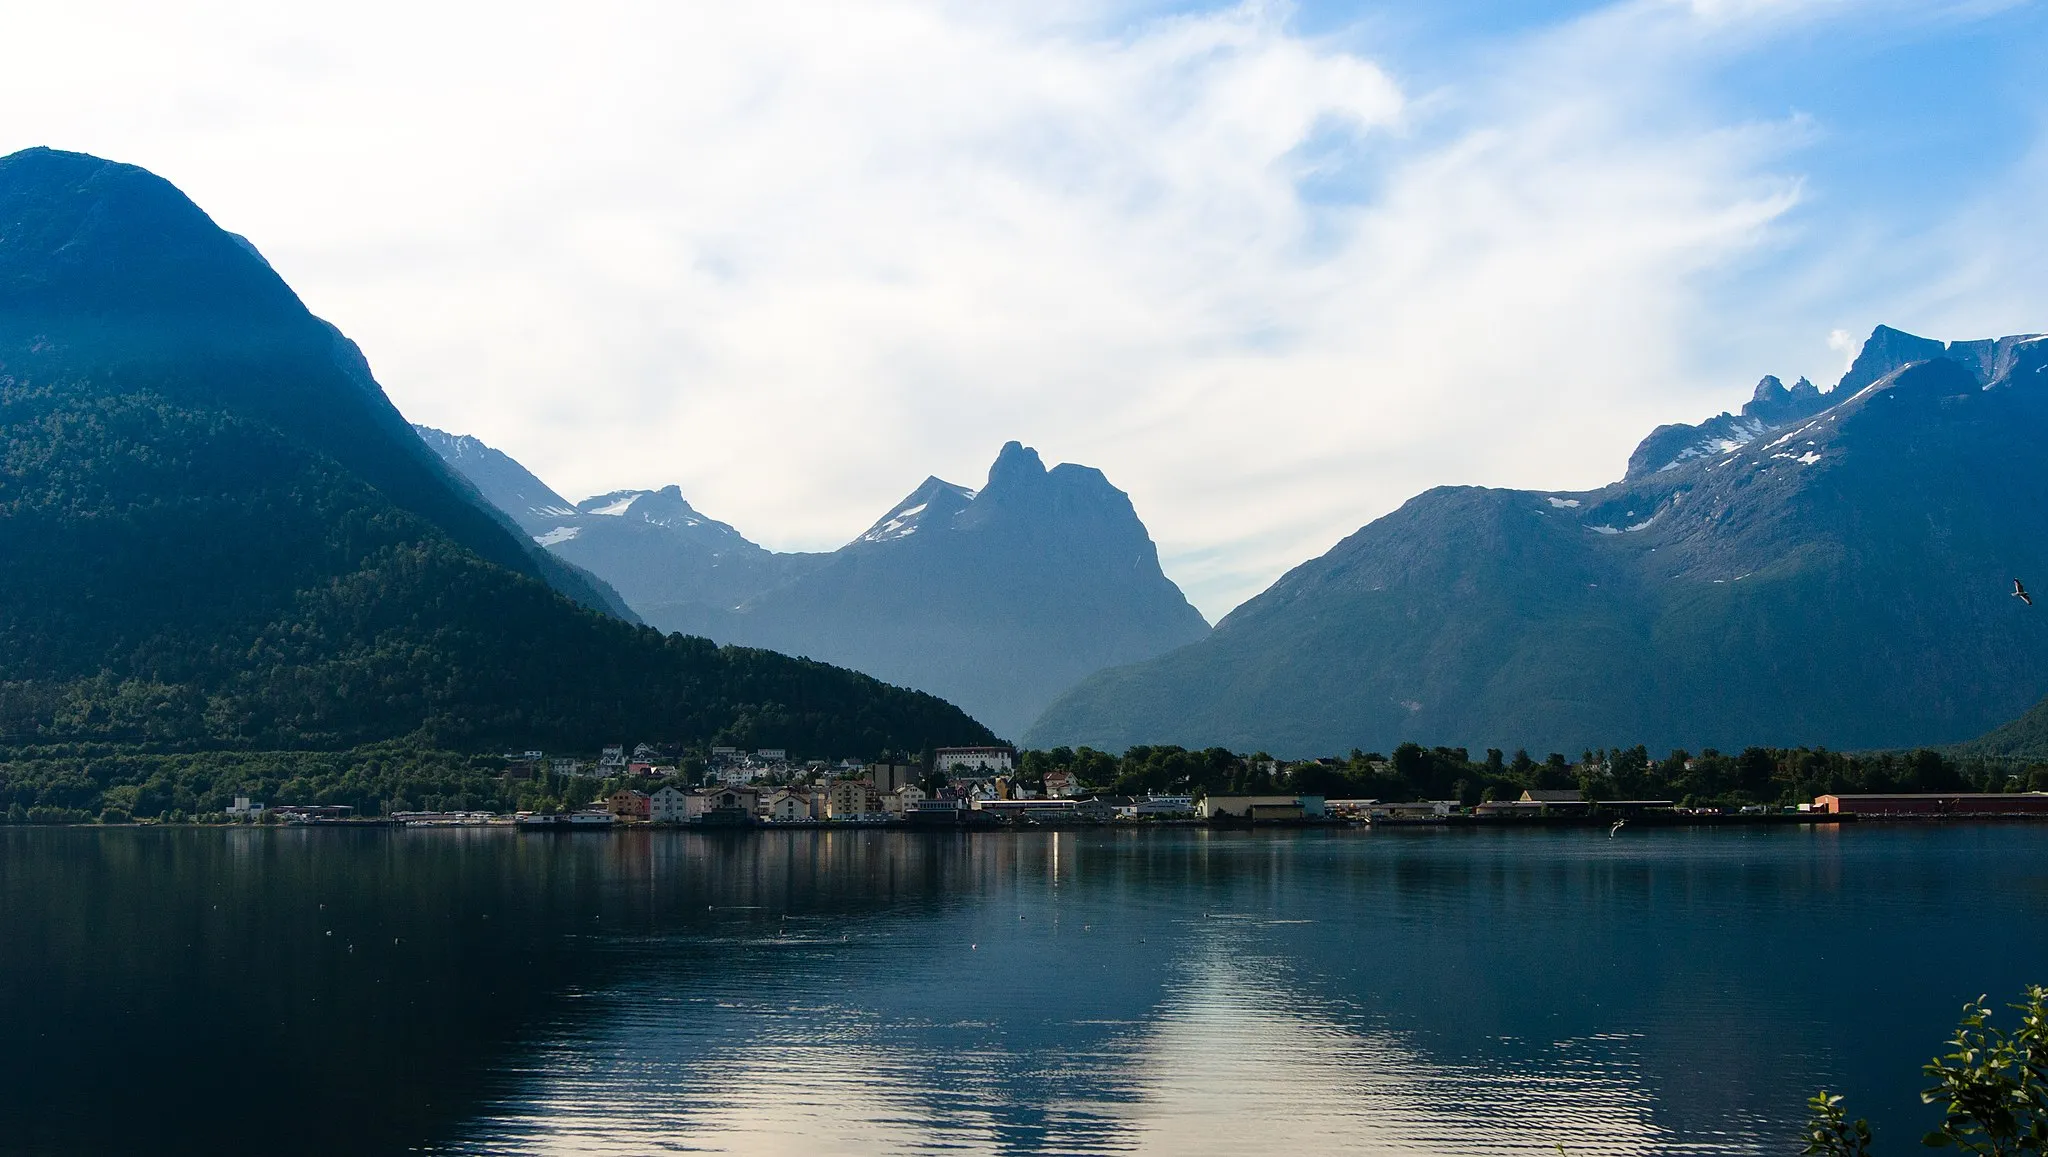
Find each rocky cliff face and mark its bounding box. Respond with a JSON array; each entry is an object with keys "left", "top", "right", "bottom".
[
  {"left": 715, "top": 442, "right": 1211, "bottom": 737},
  {"left": 1028, "top": 325, "right": 2048, "bottom": 756}
]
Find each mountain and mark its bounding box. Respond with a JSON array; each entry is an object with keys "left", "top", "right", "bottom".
[
  {"left": 1027, "top": 325, "right": 2048, "bottom": 757},
  {"left": 714, "top": 442, "right": 1211, "bottom": 737},
  {"left": 413, "top": 427, "right": 821, "bottom": 633},
  {"left": 1958, "top": 698, "right": 2048, "bottom": 760},
  {"left": 0, "top": 147, "right": 992, "bottom": 754},
  {"left": 411, "top": 425, "right": 581, "bottom": 527},
  {"left": 425, "top": 435, "right": 1209, "bottom": 737}
]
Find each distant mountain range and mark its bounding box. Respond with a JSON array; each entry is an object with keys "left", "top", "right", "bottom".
[
  {"left": 420, "top": 433, "right": 1210, "bottom": 737},
  {"left": 0, "top": 147, "right": 990, "bottom": 754},
  {"left": 18, "top": 147, "right": 2046, "bottom": 762},
  {"left": 1028, "top": 325, "right": 2048, "bottom": 757},
  {"left": 411, "top": 427, "right": 817, "bottom": 631}
]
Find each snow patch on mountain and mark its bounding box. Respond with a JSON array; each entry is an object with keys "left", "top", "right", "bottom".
[
  {"left": 1655, "top": 416, "right": 1771, "bottom": 473},
  {"left": 862, "top": 502, "right": 929, "bottom": 543},
  {"left": 853, "top": 478, "right": 975, "bottom": 546}
]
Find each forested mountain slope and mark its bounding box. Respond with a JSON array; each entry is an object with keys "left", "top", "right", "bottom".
[{"left": 0, "top": 147, "right": 991, "bottom": 754}]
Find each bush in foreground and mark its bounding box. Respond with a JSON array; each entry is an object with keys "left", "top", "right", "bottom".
[{"left": 1806, "top": 985, "right": 2048, "bottom": 1154}]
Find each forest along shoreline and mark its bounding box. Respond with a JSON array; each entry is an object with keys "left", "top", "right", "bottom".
[{"left": 5, "top": 741, "right": 2042, "bottom": 830}]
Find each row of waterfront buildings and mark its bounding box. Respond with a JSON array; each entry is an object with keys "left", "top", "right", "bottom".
[
  {"left": 586, "top": 781, "right": 1222, "bottom": 825},
  {"left": 503, "top": 745, "right": 1022, "bottom": 788},
  {"left": 226, "top": 787, "right": 2048, "bottom": 827}
]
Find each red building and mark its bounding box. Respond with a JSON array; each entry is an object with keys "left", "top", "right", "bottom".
[{"left": 1814, "top": 793, "right": 2048, "bottom": 816}]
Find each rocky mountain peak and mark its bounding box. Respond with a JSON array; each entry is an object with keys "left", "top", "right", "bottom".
[
  {"left": 1838, "top": 324, "right": 1948, "bottom": 395},
  {"left": 573, "top": 483, "right": 708, "bottom": 528},
  {"left": 414, "top": 424, "right": 576, "bottom": 528},
  {"left": 1740, "top": 373, "right": 1832, "bottom": 426},
  {"left": 854, "top": 475, "right": 976, "bottom": 544},
  {"left": 986, "top": 440, "right": 1048, "bottom": 490}
]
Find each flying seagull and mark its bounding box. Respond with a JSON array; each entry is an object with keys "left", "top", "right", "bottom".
[{"left": 2017, "top": 579, "right": 2033, "bottom": 607}]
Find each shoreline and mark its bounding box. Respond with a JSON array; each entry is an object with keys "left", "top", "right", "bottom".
[{"left": 27, "top": 811, "right": 2048, "bottom": 832}]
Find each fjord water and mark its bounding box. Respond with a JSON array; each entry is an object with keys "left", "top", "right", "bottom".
[{"left": 3, "top": 826, "right": 2042, "bottom": 1155}]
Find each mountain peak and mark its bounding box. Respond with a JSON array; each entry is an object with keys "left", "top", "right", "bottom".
[
  {"left": 987, "top": 440, "right": 1047, "bottom": 490},
  {"left": 1838, "top": 325, "right": 1947, "bottom": 394},
  {"left": 575, "top": 486, "right": 719, "bottom": 532},
  {"left": 1740, "top": 373, "right": 1831, "bottom": 426},
  {"left": 0, "top": 147, "right": 303, "bottom": 327},
  {"left": 413, "top": 424, "right": 576, "bottom": 527},
  {"left": 855, "top": 475, "right": 976, "bottom": 544}
]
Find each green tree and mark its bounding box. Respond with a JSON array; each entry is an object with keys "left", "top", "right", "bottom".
[
  {"left": 1806, "top": 985, "right": 2048, "bottom": 1155},
  {"left": 1918, "top": 987, "right": 2048, "bottom": 1154},
  {"left": 1803, "top": 1092, "right": 1874, "bottom": 1156}
]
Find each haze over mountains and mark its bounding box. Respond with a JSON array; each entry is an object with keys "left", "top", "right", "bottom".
[
  {"left": 412, "top": 426, "right": 816, "bottom": 631},
  {"left": 9, "top": 144, "right": 2048, "bottom": 762},
  {"left": 0, "top": 147, "right": 989, "bottom": 754},
  {"left": 1030, "top": 325, "right": 2048, "bottom": 757},
  {"left": 420, "top": 432, "right": 1210, "bottom": 737}
]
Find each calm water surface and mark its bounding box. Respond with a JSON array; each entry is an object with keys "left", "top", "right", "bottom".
[{"left": 3, "top": 824, "right": 2043, "bottom": 1155}]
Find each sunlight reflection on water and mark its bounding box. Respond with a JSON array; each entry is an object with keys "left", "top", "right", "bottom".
[{"left": 434, "top": 826, "right": 1948, "bottom": 1156}]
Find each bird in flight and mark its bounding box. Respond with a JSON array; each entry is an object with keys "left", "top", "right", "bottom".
[{"left": 2016, "top": 579, "right": 2033, "bottom": 607}]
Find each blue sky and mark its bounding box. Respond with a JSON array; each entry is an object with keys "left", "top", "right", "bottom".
[{"left": 0, "top": 0, "right": 2042, "bottom": 618}]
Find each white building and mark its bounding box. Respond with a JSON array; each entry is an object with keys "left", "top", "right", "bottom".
[
  {"left": 716, "top": 763, "right": 760, "bottom": 786},
  {"left": 763, "top": 789, "right": 813, "bottom": 822},
  {"left": 1123, "top": 795, "right": 1196, "bottom": 817},
  {"left": 226, "top": 796, "right": 265, "bottom": 817},
  {"left": 880, "top": 785, "right": 927, "bottom": 816},
  {"left": 649, "top": 786, "right": 688, "bottom": 823},
  {"left": 935, "top": 746, "right": 1015, "bottom": 777},
  {"left": 688, "top": 785, "right": 761, "bottom": 819}
]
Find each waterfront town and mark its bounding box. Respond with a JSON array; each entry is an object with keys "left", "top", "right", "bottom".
[{"left": 205, "top": 743, "right": 2048, "bottom": 829}]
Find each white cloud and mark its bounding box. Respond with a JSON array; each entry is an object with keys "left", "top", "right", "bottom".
[{"left": 0, "top": 0, "right": 2032, "bottom": 618}]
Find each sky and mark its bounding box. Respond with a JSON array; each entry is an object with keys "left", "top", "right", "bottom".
[{"left": 1, "top": 0, "right": 2043, "bottom": 620}]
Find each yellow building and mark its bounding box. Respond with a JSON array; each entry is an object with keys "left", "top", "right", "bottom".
[{"left": 825, "top": 779, "right": 878, "bottom": 819}]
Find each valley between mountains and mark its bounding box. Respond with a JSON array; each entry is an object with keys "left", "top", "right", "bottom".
[
  {"left": 5, "top": 144, "right": 2046, "bottom": 761},
  {"left": 428, "top": 324, "right": 2048, "bottom": 758}
]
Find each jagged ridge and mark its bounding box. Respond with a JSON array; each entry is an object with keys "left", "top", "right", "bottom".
[
  {"left": 425, "top": 436, "right": 1211, "bottom": 738},
  {"left": 1028, "top": 325, "right": 2048, "bottom": 756}
]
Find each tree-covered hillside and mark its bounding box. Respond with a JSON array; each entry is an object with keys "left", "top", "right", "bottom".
[{"left": 0, "top": 147, "right": 993, "bottom": 756}]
